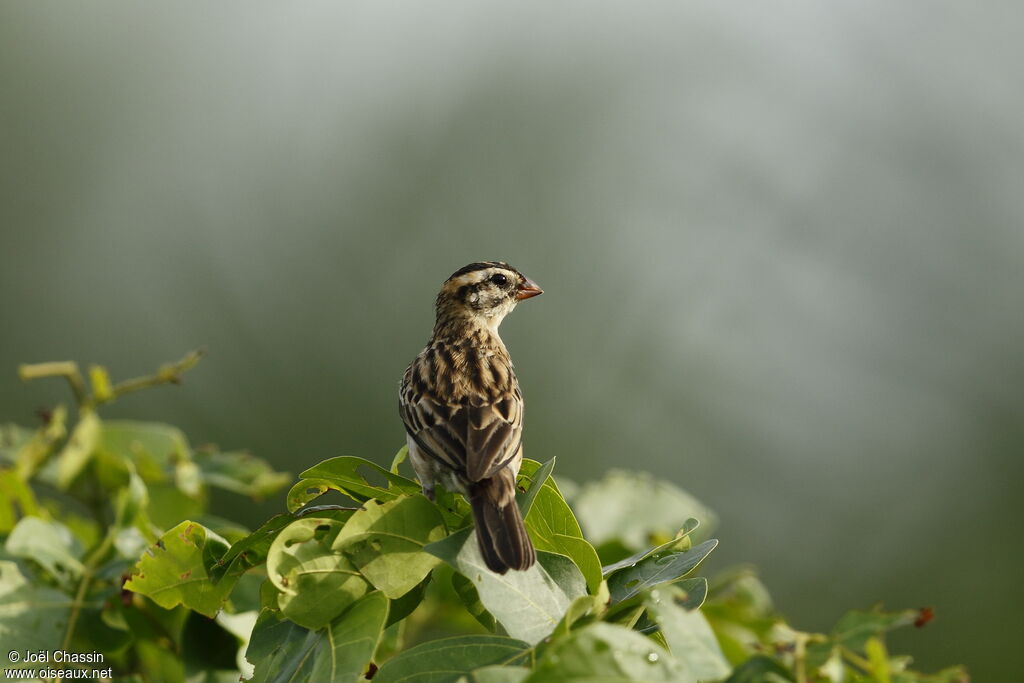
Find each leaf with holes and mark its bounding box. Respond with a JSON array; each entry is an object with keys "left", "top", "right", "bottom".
[
  {"left": 125, "top": 521, "right": 238, "bottom": 617},
  {"left": 266, "top": 517, "right": 369, "bottom": 629},
  {"left": 287, "top": 456, "right": 421, "bottom": 510},
  {"left": 332, "top": 494, "right": 446, "bottom": 598},
  {"left": 607, "top": 539, "right": 717, "bottom": 605}
]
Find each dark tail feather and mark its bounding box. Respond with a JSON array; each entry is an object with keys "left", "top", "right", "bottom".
[{"left": 469, "top": 478, "right": 536, "bottom": 574}]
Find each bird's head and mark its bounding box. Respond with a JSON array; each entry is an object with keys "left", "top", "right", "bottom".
[{"left": 434, "top": 261, "right": 542, "bottom": 334}]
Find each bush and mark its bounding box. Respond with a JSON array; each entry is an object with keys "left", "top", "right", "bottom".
[{"left": 0, "top": 354, "right": 966, "bottom": 682}]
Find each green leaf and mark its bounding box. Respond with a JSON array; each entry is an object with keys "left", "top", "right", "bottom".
[
  {"left": 672, "top": 576, "right": 709, "bottom": 611},
  {"left": 0, "top": 423, "right": 34, "bottom": 465},
  {"left": 516, "top": 457, "right": 556, "bottom": 518},
  {"left": 607, "top": 539, "right": 717, "bottom": 605},
  {"left": 99, "top": 420, "right": 191, "bottom": 482},
  {"left": 0, "top": 468, "right": 41, "bottom": 534},
  {"left": 194, "top": 449, "right": 290, "bottom": 500},
  {"left": 332, "top": 494, "right": 446, "bottom": 598},
  {"left": 5, "top": 517, "right": 84, "bottom": 587},
  {"left": 463, "top": 667, "right": 531, "bottom": 683},
  {"left": 574, "top": 469, "right": 717, "bottom": 550},
  {"left": 210, "top": 514, "right": 295, "bottom": 582},
  {"left": 390, "top": 444, "right": 409, "bottom": 473},
  {"left": 12, "top": 405, "right": 67, "bottom": 480},
  {"left": 0, "top": 560, "right": 72, "bottom": 661},
  {"left": 452, "top": 571, "right": 497, "bottom": 631},
  {"left": 644, "top": 589, "right": 730, "bottom": 680},
  {"left": 865, "top": 637, "right": 891, "bottom": 683},
  {"left": 387, "top": 574, "right": 431, "bottom": 627},
  {"left": 601, "top": 517, "right": 700, "bottom": 575},
  {"left": 516, "top": 460, "right": 602, "bottom": 594},
  {"left": 373, "top": 634, "right": 531, "bottom": 683},
  {"left": 266, "top": 517, "right": 369, "bottom": 629},
  {"left": 246, "top": 591, "right": 389, "bottom": 683},
  {"left": 125, "top": 520, "right": 238, "bottom": 617},
  {"left": 287, "top": 456, "right": 421, "bottom": 511},
  {"left": 55, "top": 409, "right": 101, "bottom": 489},
  {"left": 547, "top": 585, "right": 610, "bottom": 641},
  {"left": 426, "top": 528, "right": 585, "bottom": 644},
  {"left": 831, "top": 607, "right": 918, "bottom": 652},
  {"left": 724, "top": 655, "right": 793, "bottom": 683},
  {"left": 528, "top": 622, "right": 691, "bottom": 682}
]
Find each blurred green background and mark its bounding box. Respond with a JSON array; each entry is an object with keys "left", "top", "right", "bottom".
[{"left": 2, "top": 2, "right": 1020, "bottom": 678}]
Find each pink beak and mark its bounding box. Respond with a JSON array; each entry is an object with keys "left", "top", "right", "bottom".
[{"left": 515, "top": 277, "right": 543, "bottom": 300}]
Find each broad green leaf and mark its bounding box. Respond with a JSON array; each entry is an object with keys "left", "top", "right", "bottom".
[
  {"left": 453, "top": 571, "right": 496, "bottom": 631},
  {"left": 5, "top": 517, "right": 84, "bottom": 587},
  {"left": 0, "top": 560, "right": 72, "bottom": 660},
  {"left": 426, "top": 528, "right": 584, "bottom": 644},
  {"left": 547, "top": 583, "right": 610, "bottom": 641},
  {"left": 11, "top": 406, "right": 67, "bottom": 480},
  {"left": 644, "top": 589, "right": 730, "bottom": 680},
  {"left": 55, "top": 409, "right": 100, "bottom": 489},
  {"left": 601, "top": 517, "right": 700, "bottom": 575},
  {"left": 332, "top": 494, "right": 446, "bottom": 598},
  {"left": 0, "top": 423, "right": 35, "bottom": 465},
  {"left": 516, "top": 460, "right": 602, "bottom": 594},
  {"left": 528, "top": 622, "right": 691, "bottom": 682},
  {"left": 607, "top": 539, "right": 717, "bottom": 605},
  {"left": 462, "top": 667, "right": 531, "bottom": 683},
  {"left": 831, "top": 607, "right": 918, "bottom": 652},
  {"left": 374, "top": 634, "right": 531, "bottom": 683},
  {"left": 98, "top": 420, "right": 191, "bottom": 482},
  {"left": 574, "top": 469, "right": 717, "bottom": 550},
  {"left": 246, "top": 592, "right": 389, "bottom": 683},
  {"left": 287, "top": 456, "right": 421, "bottom": 511},
  {"left": 217, "top": 609, "right": 259, "bottom": 679},
  {"left": 210, "top": 514, "right": 295, "bottom": 582},
  {"left": 0, "top": 468, "right": 41, "bottom": 533},
  {"left": 194, "top": 448, "right": 290, "bottom": 500},
  {"left": 125, "top": 521, "right": 237, "bottom": 617},
  {"left": 387, "top": 574, "right": 430, "bottom": 627},
  {"left": 724, "top": 655, "right": 793, "bottom": 683},
  {"left": 516, "top": 458, "right": 556, "bottom": 518},
  {"left": 865, "top": 637, "right": 891, "bottom": 683},
  {"left": 672, "top": 576, "right": 709, "bottom": 611},
  {"left": 266, "top": 517, "right": 369, "bottom": 629}
]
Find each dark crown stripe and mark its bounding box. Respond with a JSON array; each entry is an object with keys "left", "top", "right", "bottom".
[{"left": 446, "top": 261, "right": 514, "bottom": 281}]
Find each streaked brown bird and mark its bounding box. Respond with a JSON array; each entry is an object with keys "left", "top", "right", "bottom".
[{"left": 399, "top": 262, "right": 542, "bottom": 573}]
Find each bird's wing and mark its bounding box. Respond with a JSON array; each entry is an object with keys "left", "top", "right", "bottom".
[{"left": 399, "top": 353, "right": 523, "bottom": 483}]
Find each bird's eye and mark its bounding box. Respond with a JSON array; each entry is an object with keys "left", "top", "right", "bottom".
[{"left": 490, "top": 273, "right": 508, "bottom": 286}]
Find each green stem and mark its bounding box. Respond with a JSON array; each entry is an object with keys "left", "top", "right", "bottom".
[
  {"left": 793, "top": 632, "right": 809, "bottom": 683},
  {"left": 18, "top": 362, "right": 89, "bottom": 407},
  {"left": 56, "top": 528, "right": 116, "bottom": 683},
  {"left": 102, "top": 349, "right": 205, "bottom": 403},
  {"left": 839, "top": 644, "right": 874, "bottom": 672}
]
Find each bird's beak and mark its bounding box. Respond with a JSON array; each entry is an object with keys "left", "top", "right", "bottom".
[{"left": 515, "top": 277, "right": 543, "bottom": 300}]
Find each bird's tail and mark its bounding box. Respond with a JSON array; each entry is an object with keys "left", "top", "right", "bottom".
[{"left": 469, "top": 472, "right": 536, "bottom": 574}]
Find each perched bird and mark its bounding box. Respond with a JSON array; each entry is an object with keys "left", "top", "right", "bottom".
[{"left": 399, "top": 262, "right": 543, "bottom": 573}]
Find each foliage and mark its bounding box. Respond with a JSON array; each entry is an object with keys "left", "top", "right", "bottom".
[{"left": 0, "top": 354, "right": 966, "bottom": 682}]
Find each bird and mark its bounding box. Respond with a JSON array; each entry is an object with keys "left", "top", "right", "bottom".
[{"left": 399, "top": 261, "right": 543, "bottom": 573}]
